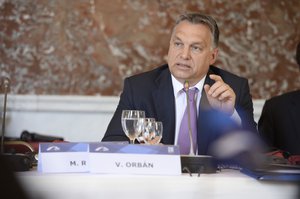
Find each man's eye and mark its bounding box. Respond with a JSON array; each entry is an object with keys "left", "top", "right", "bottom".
[
  {"left": 192, "top": 46, "right": 202, "bottom": 51},
  {"left": 174, "top": 42, "right": 183, "bottom": 47}
]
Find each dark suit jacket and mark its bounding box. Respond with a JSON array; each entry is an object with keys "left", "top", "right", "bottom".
[
  {"left": 102, "top": 64, "right": 257, "bottom": 155},
  {"left": 258, "top": 90, "right": 300, "bottom": 155}
]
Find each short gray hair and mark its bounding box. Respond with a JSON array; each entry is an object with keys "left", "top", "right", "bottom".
[{"left": 175, "top": 13, "right": 219, "bottom": 48}]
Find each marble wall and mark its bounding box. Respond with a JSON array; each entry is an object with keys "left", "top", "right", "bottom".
[{"left": 1, "top": 0, "right": 300, "bottom": 99}]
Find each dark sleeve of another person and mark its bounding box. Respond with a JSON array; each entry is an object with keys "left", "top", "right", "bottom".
[
  {"left": 101, "top": 77, "right": 134, "bottom": 142},
  {"left": 0, "top": 155, "right": 30, "bottom": 199}
]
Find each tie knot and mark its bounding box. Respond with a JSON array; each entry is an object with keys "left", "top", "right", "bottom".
[{"left": 184, "top": 88, "right": 198, "bottom": 102}]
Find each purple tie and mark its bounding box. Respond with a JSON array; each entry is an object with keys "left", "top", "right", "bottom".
[{"left": 178, "top": 88, "right": 198, "bottom": 155}]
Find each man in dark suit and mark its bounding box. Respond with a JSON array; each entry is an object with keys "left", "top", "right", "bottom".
[
  {"left": 258, "top": 42, "right": 300, "bottom": 155},
  {"left": 102, "top": 13, "right": 257, "bottom": 155}
]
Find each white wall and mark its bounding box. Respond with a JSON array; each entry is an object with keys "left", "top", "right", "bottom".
[
  {"left": 4, "top": 95, "right": 118, "bottom": 142},
  {"left": 2, "top": 95, "right": 265, "bottom": 142}
]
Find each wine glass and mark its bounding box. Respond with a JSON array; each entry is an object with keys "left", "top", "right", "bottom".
[
  {"left": 121, "top": 110, "right": 145, "bottom": 144},
  {"left": 142, "top": 121, "right": 163, "bottom": 145},
  {"left": 136, "top": 118, "right": 156, "bottom": 143}
]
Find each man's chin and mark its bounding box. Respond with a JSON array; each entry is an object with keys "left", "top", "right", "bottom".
[{"left": 173, "top": 74, "right": 192, "bottom": 84}]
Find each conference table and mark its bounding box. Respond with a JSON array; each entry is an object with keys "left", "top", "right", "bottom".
[{"left": 17, "top": 168, "right": 299, "bottom": 199}]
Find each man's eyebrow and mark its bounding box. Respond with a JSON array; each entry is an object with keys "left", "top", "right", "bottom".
[
  {"left": 172, "top": 36, "right": 182, "bottom": 41},
  {"left": 191, "top": 42, "right": 206, "bottom": 47},
  {"left": 191, "top": 42, "right": 204, "bottom": 45},
  {"left": 172, "top": 35, "right": 206, "bottom": 46}
]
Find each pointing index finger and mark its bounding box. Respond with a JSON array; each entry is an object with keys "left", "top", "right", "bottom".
[{"left": 209, "top": 74, "right": 223, "bottom": 82}]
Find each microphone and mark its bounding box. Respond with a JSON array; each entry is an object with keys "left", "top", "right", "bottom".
[
  {"left": 20, "top": 130, "right": 64, "bottom": 142},
  {"left": 184, "top": 80, "right": 195, "bottom": 156},
  {"left": 180, "top": 80, "right": 217, "bottom": 175},
  {"left": 0, "top": 76, "right": 10, "bottom": 88},
  {"left": 1, "top": 76, "right": 32, "bottom": 171}
]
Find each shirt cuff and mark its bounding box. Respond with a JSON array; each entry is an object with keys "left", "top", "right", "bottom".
[{"left": 230, "top": 109, "right": 242, "bottom": 125}]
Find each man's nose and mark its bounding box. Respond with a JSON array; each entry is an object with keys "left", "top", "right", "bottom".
[{"left": 180, "top": 47, "right": 190, "bottom": 59}]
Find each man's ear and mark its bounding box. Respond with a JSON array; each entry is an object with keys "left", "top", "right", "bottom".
[{"left": 210, "top": 48, "right": 219, "bottom": 65}]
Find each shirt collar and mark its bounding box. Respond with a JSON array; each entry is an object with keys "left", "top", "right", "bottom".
[{"left": 171, "top": 75, "right": 207, "bottom": 98}]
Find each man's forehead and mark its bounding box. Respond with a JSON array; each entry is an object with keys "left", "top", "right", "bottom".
[
  {"left": 172, "top": 31, "right": 210, "bottom": 46},
  {"left": 171, "top": 21, "right": 213, "bottom": 45}
]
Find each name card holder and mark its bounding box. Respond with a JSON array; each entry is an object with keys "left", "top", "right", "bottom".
[
  {"left": 89, "top": 142, "right": 181, "bottom": 175},
  {"left": 38, "top": 142, "right": 89, "bottom": 173}
]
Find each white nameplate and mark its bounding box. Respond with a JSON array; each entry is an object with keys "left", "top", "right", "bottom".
[
  {"left": 89, "top": 143, "right": 181, "bottom": 175},
  {"left": 38, "top": 142, "right": 89, "bottom": 173}
]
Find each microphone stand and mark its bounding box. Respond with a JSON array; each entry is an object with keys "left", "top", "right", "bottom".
[
  {"left": 1, "top": 77, "right": 9, "bottom": 154},
  {"left": 1, "top": 77, "right": 32, "bottom": 171},
  {"left": 180, "top": 80, "right": 217, "bottom": 175},
  {"left": 184, "top": 81, "right": 195, "bottom": 156}
]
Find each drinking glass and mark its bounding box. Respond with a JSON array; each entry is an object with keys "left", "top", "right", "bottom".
[
  {"left": 142, "top": 121, "right": 163, "bottom": 145},
  {"left": 121, "top": 110, "right": 145, "bottom": 144},
  {"left": 136, "top": 118, "right": 156, "bottom": 143}
]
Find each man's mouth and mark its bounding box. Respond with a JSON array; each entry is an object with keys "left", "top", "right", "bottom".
[{"left": 176, "top": 63, "right": 191, "bottom": 69}]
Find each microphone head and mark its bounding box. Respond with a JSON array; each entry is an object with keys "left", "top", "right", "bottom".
[
  {"left": 184, "top": 80, "right": 189, "bottom": 91},
  {"left": 0, "top": 76, "right": 10, "bottom": 89},
  {"left": 20, "top": 131, "right": 33, "bottom": 142}
]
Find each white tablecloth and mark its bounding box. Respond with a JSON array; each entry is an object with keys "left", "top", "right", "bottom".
[{"left": 16, "top": 169, "right": 299, "bottom": 199}]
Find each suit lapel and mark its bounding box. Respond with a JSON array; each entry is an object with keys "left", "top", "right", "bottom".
[{"left": 152, "top": 67, "right": 176, "bottom": 144}]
